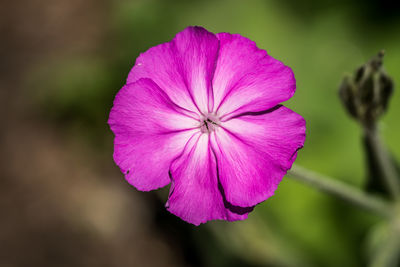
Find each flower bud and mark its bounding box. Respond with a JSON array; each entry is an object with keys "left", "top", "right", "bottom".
[{"left": 339, "top": 51, "right": 394, "bottom": 127}]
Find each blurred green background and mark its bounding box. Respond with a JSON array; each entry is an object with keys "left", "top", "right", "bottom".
[{"left": 1, "top": 0, "right": 400, "bottom": 266}]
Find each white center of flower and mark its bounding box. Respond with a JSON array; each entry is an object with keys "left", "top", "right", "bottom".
[{"left": 200, "top": 113, "right": 220, "bottom": 133}]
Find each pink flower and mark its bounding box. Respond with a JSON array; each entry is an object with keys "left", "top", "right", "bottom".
[{"left": 108, "top": 26, "right": 306, "bottom": 225}]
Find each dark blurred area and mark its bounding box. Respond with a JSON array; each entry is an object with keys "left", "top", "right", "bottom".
[{"left": 1, "top": 0, "right": 400, "bottom": 266}]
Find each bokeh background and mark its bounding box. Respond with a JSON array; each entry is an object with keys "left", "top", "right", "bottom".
[{"left": 1, "top": 0, "right": 400, "bottom": 266}]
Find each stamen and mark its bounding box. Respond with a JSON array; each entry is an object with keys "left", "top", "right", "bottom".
[{"left": 200, "top": 114, "right": 220, "bottom": 133}]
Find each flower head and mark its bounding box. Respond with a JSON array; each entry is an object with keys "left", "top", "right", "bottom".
[{"left": 108, "top": 26, "right": 306, "bottom": 225}]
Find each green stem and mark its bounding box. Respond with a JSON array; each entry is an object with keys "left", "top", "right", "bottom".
[
  {"left": 369, "top": 204, "right": 400, "bottom": 267},
  {"left": 364, "top": 125, "right": 400, "bottom": 200},
  {"left": 288, "top": 165, "right": 392, "bottom": 218}
]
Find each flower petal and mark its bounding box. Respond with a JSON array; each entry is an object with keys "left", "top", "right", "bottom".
[
  {"left": 212, "top": 33, "right": 296, "bottom": 120},
  {"left": 210, "top": 105, "right": 306, "bottom": 207},
  {"left": 108, "top": 78, "right": 199, "bottom": 191},
  {"left": 167, "top": 133, "right": 252, "bottom": 225},
  {"left": 128, "top": 26, "right": 219, "bottom": 114}
]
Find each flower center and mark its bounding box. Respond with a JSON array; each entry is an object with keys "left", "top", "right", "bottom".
[{"left": 200, "top": 114, "right": 220, "bottom": 133}]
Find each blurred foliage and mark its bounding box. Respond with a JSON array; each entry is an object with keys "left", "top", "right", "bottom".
[{"left": 26, "top": 0, "right": 400, "bottom": 266}]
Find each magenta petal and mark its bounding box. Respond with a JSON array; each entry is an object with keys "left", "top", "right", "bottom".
[
  {"left": 210, "top": 106, "right": 306, "bottom": 207},
  {"left": 128, "top": 26, "right": 219, "bottom": 114},
  {"left": 167, "top": 133, "right": 251, "bottom": 225},
  {"left": 108, "top": 78, "right": 199, "bottom": 191},
  {"left": 212, "top": 33, "right": 296, "bottom": 120}
]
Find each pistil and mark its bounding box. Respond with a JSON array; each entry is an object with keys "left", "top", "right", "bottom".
[{"left": 200, "top": 114, "right": 220, "bottom": 133}]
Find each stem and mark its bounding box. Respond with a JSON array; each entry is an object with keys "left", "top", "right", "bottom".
[
  {"left": 369, "top": 205, "right": 400, "bottom": 267},
  {"left": 288, "top": 165, "right": 392, "bottom": 218},
  {"left": 364, "top": 125, "right": 400, "bottom": 200}
]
